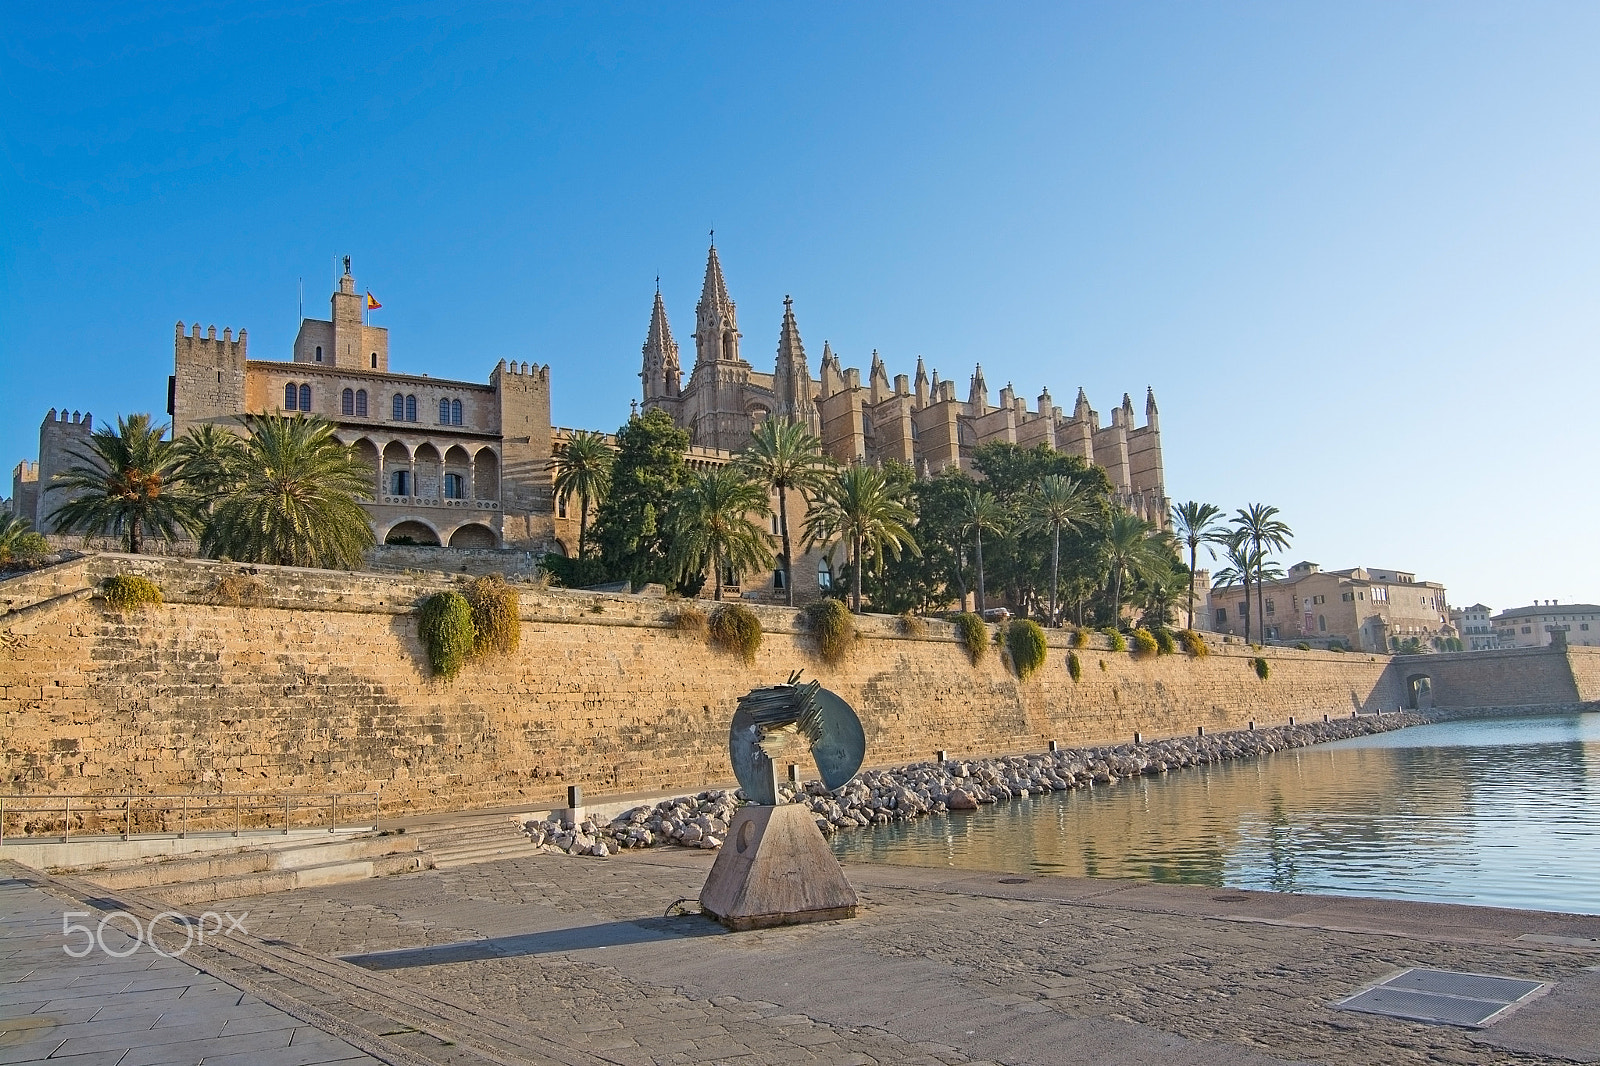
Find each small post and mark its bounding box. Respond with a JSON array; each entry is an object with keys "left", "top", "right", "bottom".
[
  {"left": 234, "top": 795, "right": 241, "bottom": 837},
  {"left": 1, "top": 795, "right": 6, "bottom": 844},
  {"left": 1133, "top": 732, "right": 1142, "bottom": 746},
  {"left": 1323, "top": 714, "right": 1330, "bottom": 723},
  {"left": 63, "top": 795, "right": 70, "bottom": 844},
  {"left": 1197, "top": 726, "right": 1205, "bottom": 737},
  {"left": 124, "top": 793, "right": 132, "bottom": 840},
  {"left": 566, "top": 785, "right": 584, "bottom": 825},
  {"left": 374, "top": 789, "right": 381, "bottom": 831},
  {"left": 788, "top": 764, "right": 802, "bottom": 787},
  {"left": 936, "top": 750, "right": 948, "bottom": 763},
  {"left": 1048, "top": 740, "right": 1059, "bottom": 752},
  {"left": 330, "top": 794, "right": 337, "bottom": 834},
  {"left": 284, "top": 793, "right": 291, "bottom": 834},
  {"left": 180, "top": 794, "right": 187, "bottom": 839},
  {"left": 1289, "top": 716, "right": 1296, "bottom": 727},
  {"left": 1248, "top": 720, "right": 1255, "bottom": 731}
]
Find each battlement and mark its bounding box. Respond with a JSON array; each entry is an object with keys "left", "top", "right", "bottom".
[
  {"left": 174, "top": 321, "right": 248, "bottom": 358},
  {"left": 12, "top": 460, "right": 38, "bottom": 482},
  {"left": 494, "top": 359, "right": 550, "bottom": 383},
  {"left": 42, "top": 409, "right": 93, "bottom": 430}
]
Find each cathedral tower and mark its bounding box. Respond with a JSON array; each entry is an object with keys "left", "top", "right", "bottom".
[
  {"left": 640, "top": 286, "right": 681, "bottom": 402},
  {"left": 772, "top": 295, "right": 818, "bottom": 433}
]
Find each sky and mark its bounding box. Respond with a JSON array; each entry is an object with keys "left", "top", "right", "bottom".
[{"left": 3, "top": 2, "right": 1596, "bottom": 611}]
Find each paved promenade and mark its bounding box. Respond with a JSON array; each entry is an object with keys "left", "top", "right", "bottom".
[{"left": 5, "top": 848, "right": 1599, "bottom": 1066}]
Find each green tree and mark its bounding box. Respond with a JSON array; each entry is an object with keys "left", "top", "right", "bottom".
[
  {"left": 549, "top": 430, "right": 615, "bottom": 563},
  {"left": 201, "top": 413, "right": 375, "bottom": 569},
  {"left": 803, "top": 465, "right": 919, "bottom": 613},
  {"left": 736, "top": 419, "right": 832, "bottom": 606},
  {"left": 591, "top": 409, "right": 692, "bottom": 591},
  {"left": 852, "top": 461, "right": 953, "bottom": 614},
  {"left": 1025, "top": 475, "right": 1095, "bottom": 626},
  {"left": 1232, "top": 504, "right": 1293, "bottom": 641},
  {"left": 174, "top": 422, "right": 249, "bottom": 510},
  {"left": 1101, "top": 511, "right": 1171, "bottom": 625},
  {"left": 960, "top": 488, "right": 1007, "bottom": 614},
  {"left": 1171, "top": 501, "right": 1226, "bottom": 630},
  {"left": 0, "top": 513, "right": 49, "bottom": 565},
  {"left": 50, "top": 413, "right": 193, "bottom": 554},
  {"left": 667, "top": 466, "right": 773, "bottom": 601}
]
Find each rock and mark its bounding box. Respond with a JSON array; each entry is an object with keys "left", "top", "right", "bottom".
[{"left": 947, "top": 788, "right": 978, "bottom": 810}]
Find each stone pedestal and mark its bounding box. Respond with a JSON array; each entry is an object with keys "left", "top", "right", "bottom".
[{"left": 699, "top": 804, "right": 858, "bottom": 931}]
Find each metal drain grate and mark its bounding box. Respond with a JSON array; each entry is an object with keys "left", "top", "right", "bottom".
[{"left": 1334, "top": 968, "right": 1549, "bottom": 1028}]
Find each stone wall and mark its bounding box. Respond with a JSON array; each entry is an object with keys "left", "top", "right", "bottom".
[
  {"left": 1400, "top": 646, "right": 1582, "bottom": 710},
  {"left": 0, "top": 554, "right": 1480, "bottom": 820}
]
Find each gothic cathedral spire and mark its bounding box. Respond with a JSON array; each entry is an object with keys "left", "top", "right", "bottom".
[
  {"left": 772, "top": 295, "right": 818, "bottom": 432},
  {"left": 694, "top": 242, "right": 740, "bottom": 365},
  {"left": 640, "top": 289, "right": 680, "bottom": 400}
]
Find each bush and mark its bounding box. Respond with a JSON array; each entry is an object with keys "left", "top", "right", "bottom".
[
  {"left": 668, "top": 605, "right": 708, "bottom": 638},
  {"left": 803, "top": 598, "right": 855, "bottom": 665},
  {"left": 898, "top": 611, "right": 927, "bottom": 638},
  {"left": 1103, "top": 627, "right": 1127, "bottom": 652},
  {"left": 1067, "top": 628, "right": 1088, "bottom": 649},
  {"left": 1177, "top": 629, "right": 1209, "bottom": 657},
  {"left": 466, "top": 575, "right": 521, "bottom": 658},
  {"left": 200, "top": 574, "right": 265, "bottom": 607},
  {"left": 0, "top": 531, "right": 51, "bottom": 570},
  {"left": 1130, "top": 627, "right": 1159, "bottom": 658},
  {"left": 1253, "top": 656, "right": 1270, "bottom": 681},
  {"left": 1007, "top": 619, "right": 1048, "bottom": 680},
  {"left": 1294, "top": 641, "right": 1311, "bottom": 652},
  {"left": 1067, "top": 651, "right": 1082, "bottom": 682},
  {"left": 709, "top": 604, "right": 762, "bottom": 665},
  {"left": 1153, "top": 627, "right": 1177, "bottom": 655},
  {"left": 419, "top": 592, "right": 476, "bottom": 679},
  {"left": 953, "top": 612, "right": 987, "bottom": 665},
  {"left": 102, "top": 574, "right": 162, "bottom": 611}
]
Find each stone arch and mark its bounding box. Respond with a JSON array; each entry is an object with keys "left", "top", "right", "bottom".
[
  {"left": 414, "top": 442, "right": 443, "bottom": 500},
  {"left": 473, "top": 448, "right": 500, "bottom": 501},
  {"left": 1404, "top": 673, "right": 1433, "bottom": 711},
  {"left": 384, "top": 519, "right": 440, "bottom": 546},
  {"left": 447, "top": 522, "right": 498, "bottom": 549},
  {"left": 381, "top": 441, "right": 412, "bottom": 497},
  {"left": 443, "top": 445, "right": 472, "bottom": 501},
  {"left": 350, "top": 438, "right": 381, "bottom": 496}
]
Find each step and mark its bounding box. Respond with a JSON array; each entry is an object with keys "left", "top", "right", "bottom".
[
  {"left": 269, "top": 835, "right": 420, "bottom": 870},
  {"left": 152, "top": 851, "right": 434, "bottom": 905},
  {"left": 73, "top": 833, "right": 419, "bottom": 888},
  {"left": 428, "top": 841, "right": 545, "bottom": 870}
]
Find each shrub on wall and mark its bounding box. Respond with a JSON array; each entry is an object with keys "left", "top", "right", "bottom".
[
  {"left": 200, "top": 574, "right": 265, "bottom": 607},
  {"left": 1153, "top": 627, "right": 1177, "bottom": 655},
  {"left": 953, "top": 612, "right": 987, "bottom": 665},
  {"left": 1130, "top": 627, "right": 1159, "bottom": 658},
  {"left": 803, "top": 598, "right": 855, "bottom": 665},
  {"left": 668, "top": 605, "right": 708, "bottom": 638},
  {"left": 419, "top": 592, "right": 476, "bottom": 679},
  {"left": 708, "top": 604, "right": 762, "bottom": 665},
  {"left": 898, "top": 611, "right": 927, "bottom": 638},
  {"left": 466, "top": 574, "right": 521, "bottom": 658},
  {"left": 1253, "top": 656, "right": 1270, "bottom": 681},
  {"left": 1067, "top": 628, "right": 1088, "bottom": 649},
  {"left": 1067, "top": 651, "right": 1083, "bottom": 682},
  {"left": 102, "top": 574, "right": 162, "bottom": 611},
  {"left": 1178, "top": 629, "right": 1209, "bottom": 657},
  {"left": 1103, "top": 627, "right": 1127, "bottom": 652},
  {"left": 1007, "top": 619, "right": 1048, "bottom": 680},
  {"left": 1294, "top": 641, "right": 1311, "bottom": 652}
]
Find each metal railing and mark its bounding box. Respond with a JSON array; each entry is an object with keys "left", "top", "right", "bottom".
[{"left": 0, "top": 790, "right": 381, "bottom": 844}]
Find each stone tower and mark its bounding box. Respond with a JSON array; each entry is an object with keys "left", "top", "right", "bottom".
[
  {"left": 291, "top": 260, "right": 389, "bottom": 371},
  {"left": 683, "top": 243, "right": 756, "bottom": 450},
  {"left": 169, "top": 323, "right": 247, "bottom": 438},
  {"left": 771, "top": 296, "right": 818, "bottom": 433},
  {"left": 34, "top": 409, "right": 94, "bottom": 531},
  {"left": 492, "top": 360, "right": 555, "bottom": 549},
  {"left": 640, "top": 287, "right": 681, "bottom": 402}
]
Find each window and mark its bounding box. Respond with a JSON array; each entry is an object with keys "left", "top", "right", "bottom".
[
  {"left": 439, "top": 399, "right": 451, "bottom": 425},
  {"left": 1342, "top": 592, "right": 1353, "bottom": 601},
  {"left": 1265, "top": 599, "right": 1275, "bottom": 615},
  {"left": 405, "top": 395, "right": 417, "bottom": 422},
  {"left": 1215, "top": 608, "right": 1227, "bottom": 625},
  {"left": 315, "top": 345, "right": 323, "bottom": 362},
  {"left": 391, "top": 470, "right": 410, "bottom": 496},
  {"left": 1583, "top": 624, "right": 1591, "bottom": 632},
  {"left": 342, "top": 388, "right": 355, "bottom": 416},
  {"left": 818, "top": 558, "right": 833, "bottom": 591},
  {"left": 770, "top": 514, "right": 779, "bottom": 535},
  {"left": 444, "top": 473, "right": 464, "bottom": 499},
  {"left": 1318, "top": 615, "right": 1326, "bottom": 632},
  {"left": 370, "top": 352, "right": 378, "bottom": 369},
  {"left": 393, "top": 394, "right": 405, "bottom": 420},
  {"left": 1237, "top": 601, "right": 1249, "bottom": 617},
  {"left": 773, "top": 569, "right": 787, "bottom": 590},
  {"left": 355, "top": 389, "right": 367, "bottom": 416},
  {"left": 299, "top": 384, "right": 311, "bottom": 411},
  {"left": 285, "top": 383, "right": 299, "bottom": 410},
  {"left": 557, "top": 496, "right": 568, "bottom": 519},
  {"left": 451, "top": 399, "right": 462, "bottom": 426},
  {"left": 1522, "top": 626, "right": 1532, "bottom": 634}
]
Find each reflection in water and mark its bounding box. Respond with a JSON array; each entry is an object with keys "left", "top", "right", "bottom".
[{"left": 831, "top": 713, "right": 1600, "bottom": 914}]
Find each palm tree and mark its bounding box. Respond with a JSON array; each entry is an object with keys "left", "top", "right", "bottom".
[
  {"left": 201, "top": 413, "right": 375, "bottom": 569},
  {"left": 802, "top": 465, "right": 920, "bottom": 613},
  {"left": 667, "top": 466, "right": 773, "bottom": 601},
  {"left": 549, "top": 430, "right": 615, "bottom": 561},
  {"left": 958, "top": 488, "right": 1007, "bottom": 615},
  {"left": 1233, "top": 504, "right": 1293, "bottom": 642},
  {"left": 1211, "top": 529, "right": 1257, "bottom": 641},
  {"left": 1102, "top": 511, "right": 1170, "bottom": 625},
  {"left": 1025, "top": 475, "right": 1093, "bottom": 626},
  {"left": 1171, "top": 501, "right": 1226, "bottom": 630},
  {"left": 736, "top": 419, "right": 832, "bottom": 606},
  {"left": 174, "top": 423, "right": 248, "bottom": 511},
  {"left": 50, "top": 413, "right": 193, "bottom": 554}
]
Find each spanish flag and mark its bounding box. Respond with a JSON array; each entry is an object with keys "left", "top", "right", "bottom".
[{"left": 366, "top": 291, "right": 382, "bottom": 310}]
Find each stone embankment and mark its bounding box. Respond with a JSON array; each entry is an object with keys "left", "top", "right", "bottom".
[{"left": 520, "top": 711, "right": 1427, "bottom": 857}]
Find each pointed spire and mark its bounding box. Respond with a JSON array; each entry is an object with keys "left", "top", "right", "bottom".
[
  {"left": 1037, "top": 386, "right": 1052, "bottom": 417},
  {"left": 869, "top": 349, "right": 889, "bottom": 403},
  {"left": 968, "top": 364, "right": 989, "bottom": 414},
  {"left": 641, "top": 289, "right": 681, "bottom": 399},
  {"left": 819, "top": 340, "right": 844, "bottom": 398},
  {"left": 773, "top": 295, "right": 816, "bottom": 429},
  {"left": 1073, "top": 387, "right": 1092, "bottom": 421},
  {"left": 913, "top": 356, "right": 930, "bottom": 409},
  {"left": 694, "top": 241, "right": 740, "bottom": 365},
  {"left": 1145, "top": 386, "right": 1159, "bottom": 430}
]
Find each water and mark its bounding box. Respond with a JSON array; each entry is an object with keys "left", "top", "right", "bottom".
[{"left": 830, "top": 713, "right": 1600, "bottom": 914}]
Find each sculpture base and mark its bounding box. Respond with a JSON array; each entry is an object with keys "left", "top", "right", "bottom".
[{"left": 699, "top": 804, "right": 859, "bottom": 931}]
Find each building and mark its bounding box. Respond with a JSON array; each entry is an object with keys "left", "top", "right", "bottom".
[
  {"left": 1206, "top": 562, "right": 1452, "bottom": 653},
  {"left": 641, "top": 244, "right": 1168, "bottom": 526},
  {"left": 1450, "top": 603, "right": 1500, "bottom": 650},
  {"left": 1491, "top": 601, "right": 1600, "bottom": 648}
]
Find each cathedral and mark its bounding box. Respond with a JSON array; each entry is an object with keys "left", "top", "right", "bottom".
[{"left": 641, "top": 244, "right": 1168, "bottom": 527}]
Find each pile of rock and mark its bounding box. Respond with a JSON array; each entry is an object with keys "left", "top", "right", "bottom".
[{"left": 520, "top": 713, "right": 1425, "bottom": 857}]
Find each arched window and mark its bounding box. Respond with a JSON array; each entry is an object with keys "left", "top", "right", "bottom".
[
  {"left": 557, "top": 496, "right": 568, "bottom": 519},
  {"left": 405, "top": 395, "right": 417, "bottom": 422},
  {"left": 285, "top": 383, "right": 299, "bottom": 410},
  {"left": 299, "top": 384, "right": 312, "bottom": 411},
  {"left": 451, "top": 399, "right": 462, "bottom": 426},
  {"left": 315, "top": 345, "right": 323, "bottom": 362},
  {"left": 355, "top": 389, "right": 368, "bottom": 416},
  {"left": 773, "top": 569, "right": 787, "bottom": 590},
  {"left": 818, "top": 557, "right": 833, "bottom": 591},
  {"left": 392, "top": 393, "right": 405, "bottom": 420},
  {"left": 444, "top": 473, "right": 464, "bottom": 499},
  {"left": 391, "top": 469, "right": 411, "bottom": 496},
  {"left": 439, "top": 398, "right": 451, "bottom": 425},
  {"left": 341, "top": 388, "right": 355, "bottom": 415},
  {"left": 370, "top": 352, "right": 378, "bottom": 369}
]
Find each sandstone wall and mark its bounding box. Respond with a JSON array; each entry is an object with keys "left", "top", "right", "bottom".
[
  {"left": 2, "top": 555, "right": 1413, "bottom": 817},
  {"left": 1405, "top": 646, "right": 1582, "bottom": 710}
]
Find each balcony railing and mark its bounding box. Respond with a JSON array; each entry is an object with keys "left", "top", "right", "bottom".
[{"left": 0, "top": 790, "right": 382, "bottom": 843}]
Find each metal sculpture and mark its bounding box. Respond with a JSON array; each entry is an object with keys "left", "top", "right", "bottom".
[{"left": 728, "top": 671, "right": 866, "bottom": 805}]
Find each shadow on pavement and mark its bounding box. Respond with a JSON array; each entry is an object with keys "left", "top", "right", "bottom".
[{"left": 339, "top": 914, "right": 727, "bottom": 970}]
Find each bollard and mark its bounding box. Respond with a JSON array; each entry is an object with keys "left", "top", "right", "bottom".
[
  {"left": 936, "top": 750, "right": 948, "bottom": 763},
  {"left": 567, "top": 784, "right": 585, "bottom": 824},
  {"left": 1249, "top": 720, "right": 1255, "bottom": 731},
  {"left": 1048, "top": 740, "right": 1059, "bottom": 752},
  {"left": 1197, "top": 726, "right": 1205, "bottom": 737},
  {"left": 1289, "top": 716, "right": 1296, "bottom": 727},
  {"left": 1324, "top": 714, "right": 1329, "bottom": 723},
  {"left": 788, "top": 764, "right": 802, "bottom": 786},
  {"left": 1133, "top": 732, "right": 1142, "bottom": 746}
]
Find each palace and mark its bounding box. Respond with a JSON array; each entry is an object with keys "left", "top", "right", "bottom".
[{"left": 11, "top": 245, "right": 1169, "bottom": 601}]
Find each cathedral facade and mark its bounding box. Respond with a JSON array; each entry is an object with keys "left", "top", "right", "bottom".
[{"left": 641, "top": 245, "right": 1168, "bottom": 526}]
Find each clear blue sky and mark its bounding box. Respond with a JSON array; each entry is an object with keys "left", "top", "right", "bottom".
[{"left": 3, "top": 2, "right": 1596, "bottom": 610}]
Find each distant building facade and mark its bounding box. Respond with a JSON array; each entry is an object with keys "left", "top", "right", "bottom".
[
  {"left": 1451, "top": 603, "right": 1501, "bottom": 650},
  {"left": 1206, "top": 562, "right": 1452, "bottom": 652},
  {"left": 1491, "top": 601, "right": 1600, "bottom": 648}
]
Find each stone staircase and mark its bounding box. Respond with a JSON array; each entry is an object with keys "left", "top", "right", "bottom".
[
  {"left": 403, "top": 817, "right": 545, "bottom": 870},
  {"left": 71, "top": 832, "right": 430, "bottom": 904}
]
